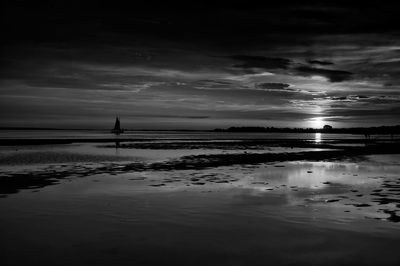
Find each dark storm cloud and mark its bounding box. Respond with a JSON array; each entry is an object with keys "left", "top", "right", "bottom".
[
  {"left": 324, "top": 95, "right": 372, "bottom": 102},
  {"left": 2, "top": 1, "right": 400, "bottom": 52},
  {"left": 256, "top": 83, "right": 292, "bottom": 91},
  {"left": 307, "top": 60, "right": 334, "bottom": 65},
  {"left": 1, "top": 1, "right": 400, "bottom": 128},
  {"left": 228, "top": 55, "right": 291, "bottom": 70},
  {"left": 295, "top": 66, "right": 353, "bottom": 82},
  {"left": 324, "top": 106, "right": 400, "bottom": 118}
]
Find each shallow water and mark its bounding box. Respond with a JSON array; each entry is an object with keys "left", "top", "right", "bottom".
[
  {"left": 1, "top": 138, "right": 400, "bottom": 265},
  {"left": 0, "top": 129, "right": 386, "bottom": 140},
  {"left": 0, "top": 141, "right": 329, "bottom": 167}
]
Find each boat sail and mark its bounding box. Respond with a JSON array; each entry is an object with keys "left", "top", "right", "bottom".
[{"left": 111, "top": 116, "right": 124, "bottom": 135}]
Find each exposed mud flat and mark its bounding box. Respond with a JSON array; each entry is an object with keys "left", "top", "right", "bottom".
[{"left": 1, "top": 140, "right": 400, "bottom": 224}]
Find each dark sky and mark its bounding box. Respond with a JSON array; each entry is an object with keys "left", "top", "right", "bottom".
[{"left": 1, "top": 1, "right": 400, "bottom": 129}]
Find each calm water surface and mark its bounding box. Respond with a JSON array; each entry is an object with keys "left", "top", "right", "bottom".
[
  {"left": 0, "top": 129, "right": 375, "bottom": 140},
  {"left": 0, "top": 131, "right": 399, "bottom": 265}
]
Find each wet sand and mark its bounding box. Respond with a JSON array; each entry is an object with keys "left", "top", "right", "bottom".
[{"left": 1, "top": 137, "right": 400, "bottom": 265}]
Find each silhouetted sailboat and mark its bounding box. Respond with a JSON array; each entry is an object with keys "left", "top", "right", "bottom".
[{"left": 111, "top": 116, "right": 124, "bottom": 135}]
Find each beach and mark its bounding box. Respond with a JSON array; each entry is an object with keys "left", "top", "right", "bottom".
[
  {"left": 3, "top": 1, "right": 400, "bottom": 265},
  {"left": 1, "top": 131, "right": 400, "bottom": 265}
]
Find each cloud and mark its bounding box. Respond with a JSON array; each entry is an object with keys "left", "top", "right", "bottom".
[
  {"left": 322, "top": 95, "right": 400, "bottom": 104},
  {"left": 3, "top": 66, "right": 163, "bottom": 93},
  {"left": 295, "top": 66, "right": 353, "bottom": 82},
  {"left": 289, "top": 94, "right": 400, "bottom": 118},
  {"left": 194, "top": 79, "right": 234, "bottom": 89},
  {"left": 228, "top": 55, "right": 291, "bottom": 70},
  {"left": 2, "top": 2, "right": 400, "bottom": 129},
  {"left": 307, "top": 59, "right": 334, "bottom": 65},
  {"left": 255, "top": 83, "right": 292, "bottom": 91}
]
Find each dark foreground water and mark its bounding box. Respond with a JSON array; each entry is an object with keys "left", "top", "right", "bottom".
[{"left": 0, "top": 131, "right": 399, "bottom": 265}]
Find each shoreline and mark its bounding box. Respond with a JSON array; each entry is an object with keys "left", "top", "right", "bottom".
[
  {"left": 1, "top": 140, "right": 400, "bottom": 196},
  {"left": 0, "top": 137, "right": 399, "bottom": 146}
]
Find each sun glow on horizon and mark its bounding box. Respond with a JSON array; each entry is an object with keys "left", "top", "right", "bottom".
[{"left": 309, "top": 117, "right": 325, "bottom": 129}]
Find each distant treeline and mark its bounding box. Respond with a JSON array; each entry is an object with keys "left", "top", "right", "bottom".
[{"left": 213, "top": 125, "right": 400, "bottom": 135}]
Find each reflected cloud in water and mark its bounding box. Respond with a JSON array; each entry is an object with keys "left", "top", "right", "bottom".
[{"left": 253, "top": 160, "right": 392, "bottom": 189}]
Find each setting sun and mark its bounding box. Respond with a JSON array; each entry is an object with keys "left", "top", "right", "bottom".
[
  {"left": 309, "top": 117, "right": 325, "bottom": 129},
  {"left": 2, "top": 2, "right": 400, "bottom": 266}
]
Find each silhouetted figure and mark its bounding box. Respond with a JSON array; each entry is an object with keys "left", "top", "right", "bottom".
[{"left": 111, "top": 116, "right": 124, "bottom": 135}]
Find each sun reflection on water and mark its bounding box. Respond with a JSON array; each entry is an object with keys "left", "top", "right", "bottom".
[{"left": 315, "top": 133, "right": 321, "bottom": 143}]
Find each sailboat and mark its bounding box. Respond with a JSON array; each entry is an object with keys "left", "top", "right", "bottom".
[{"left": 111, "top": 116, "right": 124, "bottom": 135}]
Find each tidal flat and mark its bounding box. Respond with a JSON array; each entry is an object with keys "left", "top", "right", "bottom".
[{"left": 1, "top": 135, "right": 400, "bottom": 265}]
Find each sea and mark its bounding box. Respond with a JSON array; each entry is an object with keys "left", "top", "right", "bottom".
[
  {"left": 0, "top": 129, "right": 399, "bottom": 266},
  {"left": 0, "top": 129, "right": 380, "bottom": 140}
]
